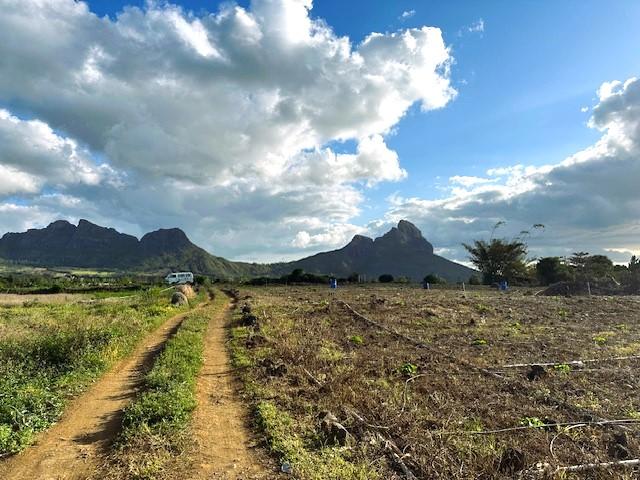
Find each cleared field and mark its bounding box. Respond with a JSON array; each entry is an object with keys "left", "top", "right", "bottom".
[
  {"left": 0, "top": 288, "right": 199, "bottom": 455},
  {"left": 231, "top": 285, "right": 640, "bottom": 479}
]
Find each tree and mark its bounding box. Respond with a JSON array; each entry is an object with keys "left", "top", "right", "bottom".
[
  {"left": 347, "top": 272, "right": 360, "bottom": 283},
  {"left": 462, "top": 238, "right": 528, "bottom": 285},
  {"left": 535, "top": 257, "right": 573, "bottom": 285},
  {"left": 378, "top": 274, "right": 394, "bottom": 283},
  {"left": 468, "top": 275, "right": 482, "bottom": 285},
  {"left": 569, "top": 252, "right": 613, "bottom": 280},
  {"left": 569, "top": 252, "right": 590, "bottom": 278},
  {"left": 423, "top": 274, "right": 446, "bottom": 285},
  {"left": 586, "top": 255, "right": 614, "bottom": 279},
  {"left": 627, "top": 255, "right": 640, "bottom": 289}
]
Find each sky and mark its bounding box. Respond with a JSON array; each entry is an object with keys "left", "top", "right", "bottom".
[{"left": 0, "top": 0, "right": 639, "bottom": 265}]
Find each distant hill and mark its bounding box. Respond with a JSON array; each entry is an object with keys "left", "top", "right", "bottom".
[
  {"left": 0, "top": 219, "right": 269, "bottom": 277},
  {"left": 273, "top": 220, "right": 475, "bottom": 282},
  {"left": 0, "top": 219, "right": 475, "bottom": 281}
]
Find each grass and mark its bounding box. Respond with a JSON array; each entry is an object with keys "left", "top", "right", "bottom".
[
  {"left": 107, "top": 291, "right": 223, "bottom": 479},
  {"left": 228, "top": 285, "right": 640, "bottom": 479},
  {"left": 229, "top": 301, "right": 379, "bottom": 480},
  {"left": 255, "top": 401, "right": 376, "bottom": 480},
  {"left": 0, "top": 287, "right": 199, "bottom": 455}
]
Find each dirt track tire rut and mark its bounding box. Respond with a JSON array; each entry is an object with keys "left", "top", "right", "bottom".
[{"left": 0, "top": 307, "right": 197, "bottom": 480}]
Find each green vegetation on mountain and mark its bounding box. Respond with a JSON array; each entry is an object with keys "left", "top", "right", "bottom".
[{"left": 0, "top": 219, "right": 474, "bottom": 281}]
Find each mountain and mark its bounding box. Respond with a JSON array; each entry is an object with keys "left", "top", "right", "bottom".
[
  {"left": 275, "top": 220, "right": 475, "bottom": 282},
  {"left": 0, "top": 220, "right": 269, "bottom": 277},
  {"left": 0, "top": 219, "right": 475, "bottom": 281}
]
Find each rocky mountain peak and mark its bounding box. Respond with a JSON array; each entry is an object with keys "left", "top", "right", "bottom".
[{"left": 397, "top": 220, "right": 422, "bottom": 238}]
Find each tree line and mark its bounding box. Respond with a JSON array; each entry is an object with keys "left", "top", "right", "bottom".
[{"left": 463, "top": 228, "right": 639, "bottom": 288}]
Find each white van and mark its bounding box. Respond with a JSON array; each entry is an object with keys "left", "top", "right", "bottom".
[{"left": 164, "top": 271, "right": 194, "bottom": 285}]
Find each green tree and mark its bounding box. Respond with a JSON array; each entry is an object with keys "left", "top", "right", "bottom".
[
  {"left": 462, "top": 238, "right": 528, "bottom": 284},
  {"left": 468, "top": 275, "right": 482, "bottom": 285},
  {"left": 535, "top": 257, "right": 573, "bottom": 285},
  {"left": 627, "top": 255, "right": 640, "bottom": 289},
  {"left": 378, "top": 274, "right": 394, "bottom": 283},
  {"left": 569, "top": 252, "right": 590, "bottom": 278},
  {"left": 586, "top": 255, "right": 614, "bottom": 279},
  {"left": 569, "top": 253, "right": 613, "bottom": 280},
  {"left": 423, "top": 274, "right": 446, "bottom": 285}
]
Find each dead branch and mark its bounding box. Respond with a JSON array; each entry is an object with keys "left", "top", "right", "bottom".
[
  {"left": 434, "top": 419, "right": 640, "bottom": 436},
  {"left": 400, "top": 374, "right": 427, "bottom": 414},
  {"left": 336, "top": 301, "right": 632, "bottom": 434},
  {"left": 344, "top": 408, "right": 391, "bottom": 430},
  {"left": 375, "top": 433, "right": 417, "bottom": 480},
  {"left": 495, "top": 355, "right": 640, "bottom": 369},
  {"left": 301, "top": 367, "right": 323, "bottom": 387},
  {"left": 555, "top": 458, "right": 640, "bottom": 473}
]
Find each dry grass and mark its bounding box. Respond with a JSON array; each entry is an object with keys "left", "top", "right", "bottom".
[
  {"left": 0, "top": 293, "right": 88, "bottom": 306},
  {"left": 231, "top": 285, "right": 640, "bottom": 479}
]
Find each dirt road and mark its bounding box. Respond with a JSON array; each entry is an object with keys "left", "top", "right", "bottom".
[
  {"left": 187, "top": 301, "right": 274, "bottom": 479},
  {"left": 0, "top": 308, "right": 192, "bottom": 480}
]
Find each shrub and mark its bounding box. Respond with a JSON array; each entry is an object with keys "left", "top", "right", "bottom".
[
  {"left": 378, "top": 274, "right": 394, "bottom": 283},
  {"left": 424, "top": 274, "right": 446, "bottom": 285}
]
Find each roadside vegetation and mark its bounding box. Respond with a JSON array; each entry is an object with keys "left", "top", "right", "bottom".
[
  {"left": 0, "top": 288, "right": 201, "bottom": 455},
  {"left": 230, "top": 285, "right": 640, "bottom": 479},
  {"left": 106, "top": 291, "right": 224, "bottom": 480}
]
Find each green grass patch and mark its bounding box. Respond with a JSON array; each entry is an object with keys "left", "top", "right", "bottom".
[
  {"left": 256, "top": 401, "right": 378, "bottom": 480},
  {"left": 110, "top": 292, "right": 221, "bottom": 479},
  {"left": 0, "top": 288, "right": 193, "bottom": 455}
]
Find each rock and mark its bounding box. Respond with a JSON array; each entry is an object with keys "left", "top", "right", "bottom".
[
  {"left": 527, "top": 365, "right": 547, "bottom": 381},
  {"left": 240, "top": 303, "right": 259, "bottom": 327},
  {"left": 262, "top": 358, "right": 287, "bottom": 377},
  {"left": 498, "top": 448, "right": 525, "bottom": 474},
  {"left": 607, "top": 432, "right": 630, "bottom": 459},
  {"left": 245, "top": 333, "right": 266, "bottom": 349},
  {"left": 318, "top": 411, "right": 351, "bottom": 446},
  {"left": 171, "top": 291, "right": 189, "bottom": 306}
]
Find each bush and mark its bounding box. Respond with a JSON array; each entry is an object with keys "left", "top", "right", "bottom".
[
  {"left": 424, "top": 274, "right": 446, "bottom": 285},
  {"left": 378, "top": 274, "right": 394, "bottom": 283},
  {"left": 468, "top": 275, "right": 482, "bottom": 285}
]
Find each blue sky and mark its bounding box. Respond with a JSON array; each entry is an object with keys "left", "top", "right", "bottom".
[
  {"left": 1, "top": 0, "right": 639, "bottom": 263},
  {"left": 85, "top": 0, "right": 640, "bottom": 208}
]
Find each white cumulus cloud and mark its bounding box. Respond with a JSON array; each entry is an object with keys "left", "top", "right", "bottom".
[
  {"left": 382, "top": 77, "right": 640, "bottom": 265},
  {"left": 0, "top": 0, "right": 456, "bottom": 259}
]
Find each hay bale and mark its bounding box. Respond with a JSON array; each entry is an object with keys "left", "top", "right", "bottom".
[
  {"left": 175, "top": 284, "right": 195, "bottom": 299},
  {"left": 171, "top": 291, "right": 189, "bottom": 306}
]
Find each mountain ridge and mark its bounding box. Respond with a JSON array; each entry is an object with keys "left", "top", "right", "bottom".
[{"left": 0, "top": 219, "right": 475, "bottom": 281}]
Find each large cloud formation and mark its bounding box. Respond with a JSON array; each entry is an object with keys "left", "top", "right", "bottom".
[
  {"left": 0, "top": 0, "right": 455, "bottom": 259},
  {"left": 384, "top": 77, "right": 640, "bottom": 264}
]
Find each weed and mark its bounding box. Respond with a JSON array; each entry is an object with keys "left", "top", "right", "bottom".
[
  {"left": 318, "top": 343, "right": 345, "bottom": 362},
  {"left": 553, "top": 363, "right": 571, "bottom": 374},
  {"left": 399, "top": 362, "right": 418, "bottom": 376},
  {"left": 472, "top": 338, "right": 488, "bottom": 346},
  {"left": 520, "top": 417, "right": 545, "bottom": 428},
  {"left": 475, "top": 303, "right": 490, "bottom": 314},
  {"left": 349, "top": 335, "right": 364, "bottom": 345},
  {"left": 593, "top": 335, "right": 608, "bottom": 345}
]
